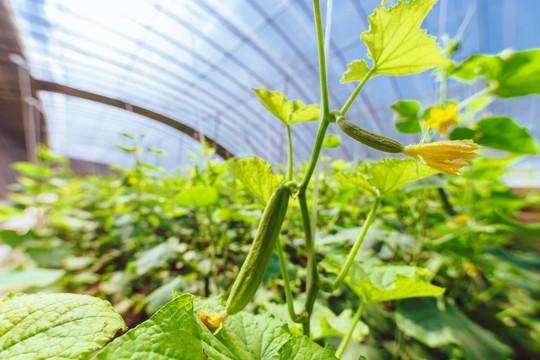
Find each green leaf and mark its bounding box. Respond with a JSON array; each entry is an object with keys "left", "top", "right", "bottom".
[
  {"left": 278, "top": 335, "right": 339, "bottom": 360},
  {"left": 230, "top": 157, "right": 286, "bottom": 204},
  {"left": 322, "top": 134, "right": 342, "bottom": 149},
  {"left": 390, "top": 100, "right": 422, "bottom": 133},
  {"left": 290, "top": 101, "right": 320, "bottom": 125},
  {"left": 173, "top": 185, "right": 219, "bottom": 207},
  {"left": 450, "top": 49, "right": 540, "bottom": 98},
  {"left": 450, "top": 117, "right": 538, "bottom": 154},
  {"left": 0, "top": 268, "right": 65, "bottom": 291},
  {"left": 361, "top": 0, "right": 450, "bottom": 76},
  {"left": 396, "top": 297, "right": 513, "bottom": 360},
  {"left": 264, "top": 301, "right": 369, "bottom": 341},
  {"left": 11, "top": 162, "right": 54, "bottom": 178},
  {"left": 322, "top": 256, "right": 444, "bottom": 304},
  {"left": 98, "top": 294, "right": 293, "bottom": 360},
  {"left": 252, "top": 88, "right": 319, "bottom": 126},
  {"left": 131, "top": 237, "right": 180, "bottom": 275},
  {"left": 97, "top": 294, "right": 205, "bottom": 359},
  {"left": 341, "top": 60, "right": 371, "bottom": 83},
  {"left": 334, "top": 158, "right": 439, "bottom": 196},
  {"left": 0, "top": 293, "right": 125, "bottom": 360}
]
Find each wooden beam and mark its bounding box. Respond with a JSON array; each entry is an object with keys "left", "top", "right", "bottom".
[{"left": 32, "top": 79, "right": 235, "bottom": 160}]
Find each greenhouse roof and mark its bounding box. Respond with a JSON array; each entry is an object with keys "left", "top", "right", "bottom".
[{"left": 7, "top": 0, "right": 540, "bottom": 175}]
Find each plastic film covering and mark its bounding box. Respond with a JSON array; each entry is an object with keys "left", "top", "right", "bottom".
[{"left": 8, "top": 0, "right": 540, "bottom": 173}]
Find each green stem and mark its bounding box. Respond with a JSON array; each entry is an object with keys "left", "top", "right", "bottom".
[
  {"left": 276, "top": 237, "right": 297, "bottom": 322},
  {"left": 440, "top": 70, "right": 447, "bottom": 107},
  {"left": 312, "top": 0, "right": 330, "bottom": 116},
  {"left": 296, "top": 0, "right": 331, "bottom": 336},
  {"left": 456, "top": 85, "right": 494, "bottom": 111},
  {"left": 336, "top": 302, "right": 366, "bottom": 358},
  {"left": 299, "top": 190, "right": 319, "bottom": 336},
  {"left": 286, "top": 125, "right": 293, "bottom": 181},
  {"left": 340, "top": 68, "right": 375, "bottom": 116},
  {"left": 334, "top": 197, "right": 380, "bottom": 290}
]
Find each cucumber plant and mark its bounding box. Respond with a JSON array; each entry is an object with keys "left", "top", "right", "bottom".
[{"left": 1, "top": 0, "right": 539, "bottom": 359}]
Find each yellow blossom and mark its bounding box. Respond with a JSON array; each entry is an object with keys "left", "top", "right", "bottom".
[
  {"left": 362, "top": 189, "right": 373, "bottom": 197},
  {"left": 127, "top": 176, "right": 137, "bottom": 184},
  {"left": 454, "top": 215, "right": 469, "bottom": 224},
  {"left": 403, "top": 140, "right": 479, "bottom": 176},
  {"left": 199, "top": 310, "right": 228, "bottom": 328},
  {"left": 134, "top": 147, "right": 141, "bottom": 154},
  {"left": 425, "top": 104, "right": 458, "bottom": 135},
  {"left": 382, "top": 0, "right": 389, "bottom": 4}
]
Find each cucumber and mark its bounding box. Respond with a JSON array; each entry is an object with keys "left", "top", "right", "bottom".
[
  {"left": 337, "top": 116, "right": 404, "bottom": 153},
  {"left": 226, "top": 184, "right": 291, "bottom": 315}
]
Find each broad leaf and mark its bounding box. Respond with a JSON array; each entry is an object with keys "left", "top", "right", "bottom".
[
  {"left": 450, "top": 49, "right": 540, "bottom": 98},
  {"left": 334, "top": 158, "right": 440, "bottom": 196},
  {"left": 322, "top": 256, "right": 444, "bottom": 304},
  {"left": 0, "top": 268, "right": 65, "bottom": 291},
  {"left": 396, "top": 297, "right": 512, "bottom": 360},
  {"left": 98, "top": 294, "right": 298, "bottom": 360},
  {"left": 278, "top": 335, "right": 338, "bottom": 360},
  {"left": 341, "top": 60, "right": 370, "bottom": 83},
  {"left": 450, "top": 117, "right": 538, "bottom": 154},
  {"left": 390, "top": 100, "right": 422, "bottom": 133},
  {"left": 173, "top": 185, "right": 219, "bottom": 207},
  {"left": 253, "top": 88, "right": 319, "bottom": 125},
  {"left": 322, "top": 134, "right": 342, "bottom": 149},
  {"left": 0, "top": 293, "right": 125, "bottom": 360},
  {"left": 230, "top": 157, "right": 286, "bottom": 204},
  {"left": 361, "top": 0, "right": 450, "bottom": 76}
]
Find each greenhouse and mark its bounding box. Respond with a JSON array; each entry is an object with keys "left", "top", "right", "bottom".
[{"left": 0, "top": 0, "right": 539, "bottom": 359}]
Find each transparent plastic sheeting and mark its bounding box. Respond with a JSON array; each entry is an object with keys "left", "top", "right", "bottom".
[
  {"left": 9, "top": 0, "right": 540, "bottom": 180},
  {"left": 39, "top": 92, "right": 210, "bottom": 171}
]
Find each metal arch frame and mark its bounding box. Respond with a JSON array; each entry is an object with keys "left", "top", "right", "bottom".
[{"left": 32, "top": 78, "right": 235, "bottom": 160}]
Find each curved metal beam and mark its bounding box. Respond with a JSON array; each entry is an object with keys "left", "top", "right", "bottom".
[{"left": 31, "top": 78, "right": 235, "bottom": 160}]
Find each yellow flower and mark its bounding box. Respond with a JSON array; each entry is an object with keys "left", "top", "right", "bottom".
[
  {"left": 199, "top": 310, "right": 228, "bottom": 328},
  {"left": 127, "top": 176, "right": 137, "bottom": 184},
  {"left": 403, "top": 140, "right": 479, "bottom": 176},
  {"left": 362, "top": 189, "right": 373, "bottom": 197},
  {"left": 425, "top": 104, "right": 458, "bottom": 135},
  {"left": 134, "top": 147, "right": 141, "bottom": 154},
  {"left": 454, "top": 215, "right": 469, "bottom": 224}
]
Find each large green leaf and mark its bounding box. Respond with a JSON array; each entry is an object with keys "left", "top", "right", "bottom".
[
  {"left": 173, "top": 185, "right": 219, "bottom": 207},
  {"left": 322, "top": 256, "right": 444, "bottom": 304},
  {"left": 390, "top": 100, "right": 422, "bottom": 134},
  {"left": 278, "top": 335, "right": 338, "bottom": 360},
  {"left": 252, "top": 88, "right": 320, "bottom": 125},
  {"left": 98, "top": 294, "right": 334, "bottom": 360},
  {"left": 396, "top": 298, "right": 512, "bottom": 360},
  {"left": 0, "top": 268, "right": 65, "bottom": 291},
  {"left": 450, "top": 117, "right": 538, "bottom": 154},
  {"left": 334, "top": 158, "right": 439, "bottom": 197},
  {"left": 230, "top": 157, "right": 286, "bottom": 204},
  {"left": 341, "top": 60, "right": 370, "bottom": 83},
  {"left": 361, "top": 0, "right": 450, "bottom": 76},
  {"left": 0, "top": 293, "right": 125, "bottom": 360},
  {"left": 450, "top": 49, "right": 540, "bottom": 98}
]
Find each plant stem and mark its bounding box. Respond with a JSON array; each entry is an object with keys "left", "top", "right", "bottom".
[
  {"left": 296, "top": 0, "right": 331, "bottom": 336},
  {"left": 340, "top": 68, "right": 375, "bottom": 116},
  {"left": 336, "top": 302, "right": 366, "bottom": 358},
  {"left": 334, "top": 197, "right": 380, "bottom": 290},
  {"left": 299, "top": 190, "right": 319, "bottom": 336},
  {"left": 313, "top": 0, "right": 330, "bottom": 116},
  {"left": 456, "top": 85, "right": 494, "bottom": 111},
  {"left": 286, "top": 125, "right": 293, "bottom": 181},
  {"left": 276, "top": 237, "right": 297, "bottom": 321}
]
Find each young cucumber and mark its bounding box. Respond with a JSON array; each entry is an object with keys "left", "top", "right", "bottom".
[
  {"left": 336, "top": 116, "right": 404, "bottom": 153},
  {"left": 226, "top": 184, "right": 290, "bottom": 315}
]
